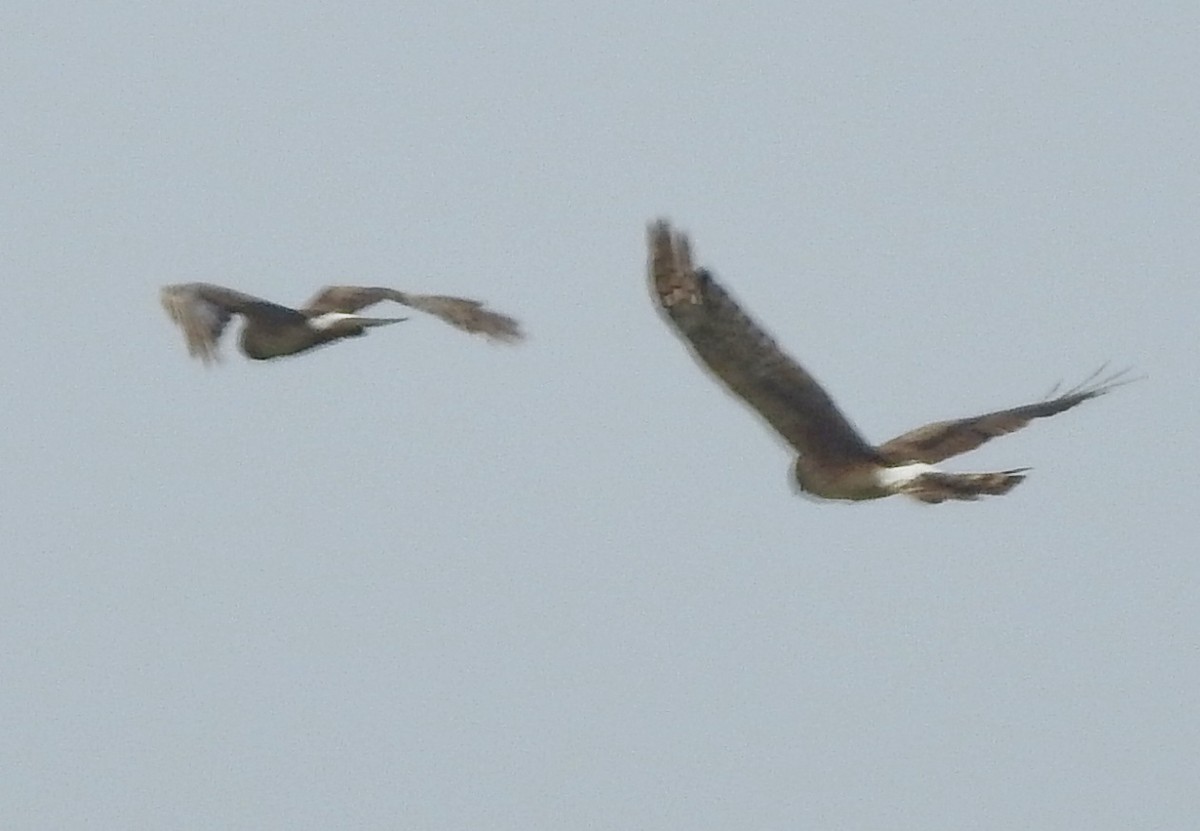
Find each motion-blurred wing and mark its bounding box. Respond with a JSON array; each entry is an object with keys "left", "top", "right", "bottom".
[
  {"left": 878, "top": 367, "right": 1135, "bottom": 463},
  {"left": 303, "top": 286, "right": 523, "bottom": 343},
  {"left": 647, "top": 220, "right": 878, "bottom": 466},
  {"left": 160, "top": 283, "right": 285, "bottom": 364}
]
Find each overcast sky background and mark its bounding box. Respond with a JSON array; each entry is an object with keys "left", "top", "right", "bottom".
[{"left": 3, "top": 1, "right": 1197, "bottom": 828}]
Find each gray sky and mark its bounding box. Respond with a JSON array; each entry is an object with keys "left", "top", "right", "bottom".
[{"left": 3, "top": 1, "right": 1197, "bottom": 828}]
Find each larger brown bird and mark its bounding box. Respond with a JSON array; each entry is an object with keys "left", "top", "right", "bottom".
[
  {"left": 648, "top": 219, "right": 1133, "bottom": 504},
  {"left": 160, "top": 283, "right": 523, "bottom": 363}
]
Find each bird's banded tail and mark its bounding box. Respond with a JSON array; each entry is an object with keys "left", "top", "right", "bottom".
[{"left": 902, "top": 469, "right": 1030, "bottom": 504}]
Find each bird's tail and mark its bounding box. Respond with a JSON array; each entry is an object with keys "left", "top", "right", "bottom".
[
  {"left": 901, "top": 469, "right": 1030, "bottom": 504},
  {"left": 308, "top": 311, "right": 408, "bottom": 332},
  {"left": 356, "top": 316, "right": 407, "bottom": 327}
]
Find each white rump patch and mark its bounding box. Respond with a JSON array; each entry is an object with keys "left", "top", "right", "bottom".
[
  {"left": 307, "top": 312, "right": 360, "bottom": 331},
  {"left": 873, "top": 462, "right": 941, "bottom": 490}
]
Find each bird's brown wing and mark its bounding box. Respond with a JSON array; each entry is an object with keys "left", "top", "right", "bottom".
[
  {"left": 647, "top": 220, "right": 879, "bottom": 466},
  {"left": 878, "top": 366, "right": 1136, "bottom": 463},
  {"left": 303, "top": 286, "right": 523, "bottom": 343},
  {"left": 160, "top": 283, "right": 301, "bottom": 363}
]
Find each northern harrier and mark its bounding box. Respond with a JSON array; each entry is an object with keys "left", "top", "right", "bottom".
[
  {"left": 648, "top": 219, "right": 1132, "bottom": 504},
  {"left": 160, "top": 283, "right": 523, "bottom": 363}
]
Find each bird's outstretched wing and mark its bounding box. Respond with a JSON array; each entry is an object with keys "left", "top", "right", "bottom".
[
  {"left": 160, "top": 283, "right": 302, "bottom": 363},
  {"left": 878, "top": 366, "right": 1137, "bottom": 463},
  {"left": 647, "top": 219, "right": 879, "bottom": 466},
  {"left": 303, "top": 286, "right": 523, "bottom": 343}
]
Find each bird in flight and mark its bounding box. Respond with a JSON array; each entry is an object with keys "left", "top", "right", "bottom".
[
  {"left": 160, "top": 283, "right": 523, "bottom": 363},
  {"left": 647, "top": 219, "right": 1133, "bottom": 504}
]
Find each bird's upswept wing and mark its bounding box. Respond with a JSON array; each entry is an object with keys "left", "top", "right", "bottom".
[
  {"left": 302, "top": 286, "right": 523, "bottom": 343},
  {"left": 647, "top": 220, "right": 879, "bottom": 467},
  {"left": 160, "top": 283, "right": 305, "bottom": 363},
  {"left": 877, "top": 367, "right": 1136, "bottom": 463}
]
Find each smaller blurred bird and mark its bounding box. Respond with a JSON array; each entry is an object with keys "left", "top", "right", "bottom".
[{"left": 160, "top": 283, "right": 524, "bottom": 363}]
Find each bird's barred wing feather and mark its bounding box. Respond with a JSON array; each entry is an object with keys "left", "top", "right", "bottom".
[
  {"left": 878, "top": 366, "right": 1137, "bottom": 463},
  {"left": 303, "top": 286, "right": 523, "bottom": 343},
  {"left": 647, "top": 220, "right": 879, "bottom": 466},
  {"left": 302, "top": 286, "right": 405, "bottom": 314},
  {"left": 160, "top": 283, "right": 300, "bottom": 363}
]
